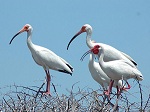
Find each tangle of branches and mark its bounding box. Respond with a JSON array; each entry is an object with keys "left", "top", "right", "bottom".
[{"left": 0, "top": 81, "right": 149, "bottom": 112}]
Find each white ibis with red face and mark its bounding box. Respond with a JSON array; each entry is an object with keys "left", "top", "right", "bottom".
[
  {"left": 67, "top": 24, "right": 137, "bottom": 67},
  {"left": 9, "top": 24, "right": 73, "bottom": 95},
  {"left": 80, "top": 41, "right": 127, "bottom": 95},
  {"left": 82, "top": 45, "right": 143, "bottom": 96}
]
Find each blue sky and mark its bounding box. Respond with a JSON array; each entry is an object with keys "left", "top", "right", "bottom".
[{"left": 0, "top": 0, "right": 150, "bottom": 102}]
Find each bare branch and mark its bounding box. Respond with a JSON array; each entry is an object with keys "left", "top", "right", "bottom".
[
  {"left": 137, "top": 80, "right": 143, "bottom": 111},
  {"left": 143, "top": 94, "right": 150, "bottom": 111}
]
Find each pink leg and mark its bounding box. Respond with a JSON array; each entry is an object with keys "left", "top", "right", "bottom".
[
  {"left": 105, "top": 80, "right": 114, "bottom": 97},
  {"left": 42, "top": 70, "right": 51, "bottom": 95},
  {"left": 116, "top": 86, "right": 121, "bottom": 98},
  {"left": 122, "top": 81, "right": 131, "bottom": 91}
]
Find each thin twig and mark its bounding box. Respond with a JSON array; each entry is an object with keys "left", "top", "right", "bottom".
[
  {"left": 35, "top": 81, "right": 46, "bottom": 99},
  {"left": 137, "top": 79, "right": 143, "bottom": 111},
  {"left": 143, "top": 94, "right": 150, "bottom": 111},
  {"left": 3, "top": 97, "right": 14, "bottom": 112}
]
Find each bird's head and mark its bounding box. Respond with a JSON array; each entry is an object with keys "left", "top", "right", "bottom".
[
  {"left": 135, "top": 74, "right": 144, "bottom": 81},
  {"left": 67, "top": 24, "right": 92, "bottom": 50},
  {"left": 81, "top": 24, "right": 92, "bottom": 33},
  {"left": 91, "top": 45, "right": 100, "bottom": 55},
  {"left": 22, "top": 24, "right": 32, "bottom": 32},
  {"left": 9, "top": 24, "right": 33, "bottom": 44},
  {"left": 80, "top": 45, "right": 100, "bottom": 61}
]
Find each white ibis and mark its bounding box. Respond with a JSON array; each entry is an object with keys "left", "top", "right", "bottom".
[
  {"left": 82, "top": 45, "right": 143, "bottom": 96},
  {"left": 86, "top": 53, "right": 128, "bottom": 94},
  {"left": 80, "top": 40, "right": 127, "bottom": 94},
  {"left": 9, "top": 24, "right": 73, "bottom": 95},
  {"left": 67, "top": 24, "right": 137, "bottom": 67}
]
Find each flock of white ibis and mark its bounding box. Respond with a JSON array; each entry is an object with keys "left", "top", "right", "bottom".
[{"left": 9, "top": 24, "right": 143, "bottom": 97}]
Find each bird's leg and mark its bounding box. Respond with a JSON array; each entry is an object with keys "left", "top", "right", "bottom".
[
  {"left": 102, "top": 86, "right": 108, "bottom": 96},
  {"left": 105, "top": 80, "right": 114, "bottom": 98},
  {"left": 46, "top": 70, "right": 51, "bottom": 92},
  {"left": 122, "top": 81, "right": 131, "bottom": 91},
  {"left": 42, "top": 70, "right": 51, "bottom": 95},
  {"left": 116, "top": 86, "right": 121, "bottom": 98},
  {"left": 110, "top": 80, "right": 114, "bottom": 92},
  {"left": 103, "top": 89, "right": 108, "bottom": 95}
]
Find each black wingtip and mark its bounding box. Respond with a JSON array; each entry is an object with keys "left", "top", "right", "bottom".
[
  {"left": 66, "top": 63, "right": 73, "bottom": 72},
  {"left": 132, "top": 60, "right": 138, "bottom": 66},
  {"left": 58, "top": 69, "right": 73, "bottom": 75}
]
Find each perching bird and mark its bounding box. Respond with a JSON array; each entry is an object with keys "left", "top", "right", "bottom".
[
  {"left": 81, "top": 40, "right": 127, "bottom": 94},
  {"left": 82, "top": 45, "right": 143, "bottom": 96},
  {"left": 9, "top": 24, "right": 73, "bottom": 95},
  {"left": 67, "top": 24, "right": 137, "bottom": 68},
  {"left": 87, "top": 53, "right": 128, "bottom": 93}
]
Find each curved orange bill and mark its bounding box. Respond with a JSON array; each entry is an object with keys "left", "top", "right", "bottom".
[{"left": 67, "top": 30, "right": 82, "bottom": 50}]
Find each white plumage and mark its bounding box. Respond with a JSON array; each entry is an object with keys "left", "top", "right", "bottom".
[
  {"left": 9, "top": 24, "right": 73, "bottom": 95},
  {"left": 67, "top": 24, "right": 137, "bottom": 68},
  {"left": 67, "top": 24, "right": 137, "bottom": 94},
  {"left": 88, "top": 53, "right": 126, "bottom": 91},
  {"left": 91, "top": 45, "right": 143, "bottom": 96}
]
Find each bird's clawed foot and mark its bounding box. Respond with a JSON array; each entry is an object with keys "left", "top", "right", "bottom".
[
  {"left": 121, "top": 81, "right": 131, "bottom": 91},
  {"left": 104, "top": 90, "right": 111, "bottom": 98},
  {"left": 41, "top": 91, "right": 51, "bottom": 96}
]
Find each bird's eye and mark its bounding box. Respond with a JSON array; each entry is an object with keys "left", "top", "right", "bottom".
[
  {"left": 95, "top": 45, "right": 100, "bottom": 48},
  {"left": 81, "top": 26, "right": 86, "bottom": 32},
  {"left": 24, "top": 26, "right": 29, "bottom": 30},
  {"left": 26, "top": 26, "right": 29, "bottom": 29}
]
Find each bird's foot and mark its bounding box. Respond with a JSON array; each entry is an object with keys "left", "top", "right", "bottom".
[
  {"left": 103, "top": 90, "right": 108, "bottom": 94},
  {"left": 121, "top": 85, "right": 131, "bottom": 91},
  {"left": 41, "top": 91, "right": 52, "bottom": 96},
  {"left": 121, "top": 87, "right": 128, "bottom": 92},
  {"left": 104, "top": 90, "right": 110, "bottom": 98}
]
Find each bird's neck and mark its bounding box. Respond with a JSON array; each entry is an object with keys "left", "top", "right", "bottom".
[
  {"left": 89, "top": 53, "right": 95, "bottom": 64},
  {"left": 98, "top": 49, "right": 106, "bottom": 70},
  {"left": 86, "top": 31, "right": 94, "bottom": 48},
  {"left": 27, "top": 31, "right": 35, "bottom": 51}
]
